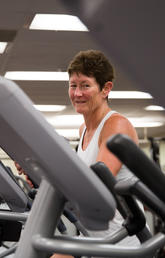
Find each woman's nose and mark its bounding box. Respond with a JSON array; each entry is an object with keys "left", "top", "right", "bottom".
[{"left": 74, "top": 87, "right": 83, "bottom": 96}]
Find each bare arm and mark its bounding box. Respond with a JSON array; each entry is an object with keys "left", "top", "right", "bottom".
[{"left": 97, "top": 113, "right": 138, "bottom": 176}]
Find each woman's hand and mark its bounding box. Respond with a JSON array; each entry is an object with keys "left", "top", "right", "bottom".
[
  {"left": 14, "top": 161, "right": 26, "bottom": 175},
  {"left": 50, "top": 255, "right": 74, "bottom": 258},
  {"left": 14, "top": 161, "right": 34, "bottom": 188}
]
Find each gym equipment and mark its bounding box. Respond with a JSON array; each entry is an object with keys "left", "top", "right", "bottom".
[
  {"left": 106, "top": 134, "right": 165, "bottom": 204},
  {"left": 0, "top": 162, "right": 31, "bottom": 257},
  {"left": 0, "top": 162, "right": 152, "bottom": 257},
  {"left": 0, "top": 161, "right": 31, "bottom": 212},
  {"left": 91, "top": 162, "right": 152, "bottom": 243},
  {"left": 0, "top": 76, "right": 116, "bottom": 231},
  {"left": 0, "top": 163, "right": 89, "bottom": 257},
  {"left": 0, "top": 160, "right": 31, "bottom": 242},
  {"left": 0, "top": 77, "right": 117, "bottom": 257},
  {"left": 0, "top": 77, "right": 165, "bottom": 257},
  {"left": 107, "top": 134, "right": 165, "bottom": 257}
]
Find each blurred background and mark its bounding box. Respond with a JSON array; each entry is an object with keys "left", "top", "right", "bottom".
[
  {"left": 0, "top": 0, "right": 165, "bottom": 169},
  {"left": 0, "top": 0, "right": 165, "bottom": 240}
]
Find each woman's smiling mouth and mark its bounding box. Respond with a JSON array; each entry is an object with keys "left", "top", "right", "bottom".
[{"left": 75, "top": 100, "right": 86, "bottom": 104}]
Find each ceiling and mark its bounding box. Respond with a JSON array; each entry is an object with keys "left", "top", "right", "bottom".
[{"left": 0, "top": 0, "right": 165, "bottom": 140}]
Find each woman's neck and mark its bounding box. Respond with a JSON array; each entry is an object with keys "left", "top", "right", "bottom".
[{"left": 83, "top": 104, "right": 111, "bottom": 132}]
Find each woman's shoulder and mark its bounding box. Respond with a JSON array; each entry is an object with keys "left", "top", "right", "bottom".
[
  {"left": 106, "top": 112, "right": 130, "bottom": 125},
  {"left": 100, "top": 112, "right": 138, "bottom": 144}
]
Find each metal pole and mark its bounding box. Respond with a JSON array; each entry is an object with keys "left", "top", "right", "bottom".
[{"left": 14, "top": 178, "right": 65, "bottom": 258}]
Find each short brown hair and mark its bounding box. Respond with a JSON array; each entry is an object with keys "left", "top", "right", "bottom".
[{"left": 67, "top": 49, "right": 114, "bottom": 90}]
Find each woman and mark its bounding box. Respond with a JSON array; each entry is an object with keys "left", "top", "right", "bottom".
[
  {"left": 16, "top": 50, "right": 141, "bottom": 257},
  {"left": 67, "top": 49, "right": 139, "bottom": 242},
  {"left": 51, "top": 50, "right": 140, "bottom": 258}
]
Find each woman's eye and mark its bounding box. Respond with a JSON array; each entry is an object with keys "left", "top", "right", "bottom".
[
  {"left": 82, "top": 84, "right": 90, "bottom": 89},
  {"left": 70, "top": 85, "right": 76, "bottom": 88}
]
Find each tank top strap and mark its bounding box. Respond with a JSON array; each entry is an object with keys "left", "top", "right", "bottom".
[
  {"left": 95, "top": 110, "right": 117, "bottom": 137},
  {"left": 78, "top": 110, "right": 117, "bottom": 151},
  {"left": 78, "top": 125, "right": 86, "bottom": 149},
  {"left": 77, "top": 110, "right": 118, "bottom": 166}
]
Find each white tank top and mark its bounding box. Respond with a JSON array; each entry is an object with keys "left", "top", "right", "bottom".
[
  {"left": 77, "top": 110, "right": 140, "bottom": 247},
  {"left": 77, "top": 110, "right": 134, "bottom": 181},
  {"left": 77, "top": 110, "right": 116, "bottom": 166}
]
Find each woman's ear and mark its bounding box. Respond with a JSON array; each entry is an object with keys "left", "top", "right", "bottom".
[{"left": 102, "top": 81, "right": 113, "bottom": 98}]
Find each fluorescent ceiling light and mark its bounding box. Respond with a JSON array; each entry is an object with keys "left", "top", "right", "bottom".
[
  {"left": 46, "top": 114, "right": 163, "bottom": 128},
  {"left": 29, "top": 14, "right": 89, "bottom": 31},
  {"left": 109, "top": 91, "right": 153, "bottom": 99},
  {"left": 128, "top": 118, "right": 163, "bottom": 127},
  {"left": 4, "top": 71, "right": 69, "bottom": 81},
  {"left": 34, "top": 105, "right": 66, "bottom": 112},
  {"left": 144, "top": 105, "right": 165, "bottom": 111},
  {"left": 0, "top": 42, "right": 7, "bottom": 54},
  {"left": 56, "top": 129, "right": 79, "bottom": 139},
  {"left": 46, "top": 115, "right": 83, "bottom": 128}
]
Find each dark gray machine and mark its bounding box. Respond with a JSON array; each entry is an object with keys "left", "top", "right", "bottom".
[
  {"left": 0, "top": 161, "right": 29, "bottom": 212},
  {"left": 0, "top": 76, "right": 117, "bottom": 257},
  {"left": 0, "top": 77, "right": 165, "bottom": 258},
  {"left": 0, "top": 76, "right": 116, "bottom": 230}
]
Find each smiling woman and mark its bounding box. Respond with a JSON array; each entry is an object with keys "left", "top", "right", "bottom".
[
  {"left": 12, "top": 49, "right": 142, "bottom": 258},
  {"left": 50, "top": 50, "right": 141, "bottom": 258},
  {"left": 67, "top": 50, "right": 138, "bottom": 185},
  {"left": 68, "top": 73, "right": 111, "bottom": 115}
]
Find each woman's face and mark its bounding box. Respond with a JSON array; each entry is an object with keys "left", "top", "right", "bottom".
[{"left": 68, "top": 73, "right": 104, "bottom": 115}]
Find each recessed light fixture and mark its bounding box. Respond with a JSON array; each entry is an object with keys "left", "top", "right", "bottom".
[
  {"left": 46, "top": 114, "right": 163, "bottom": 128},
  {"left": 56, "top": 129, "right": 79, "bottom": 139},
  {"left": 34, "top": 105, "right": 66, "bottom": 112},
  {"left": 144, "top": 105, "right": 165, "bottom": 111},
  {"left": 109, "top": 91, "right": 153, "bottom": 99},
  {"left": 4, "top": 71, "right": 69, "bottom": 81},
  {"left": 0, "top": 42, "right": 7, "bottom": 54},
  {"left": 128, "top": 118, "right": 163, "bottom": 127},
  {"left": 29, "top": 14, "right": 89, "bottom": 31},
  {"left": 46, "top": 115, "right": 83, "bottom": 128}
]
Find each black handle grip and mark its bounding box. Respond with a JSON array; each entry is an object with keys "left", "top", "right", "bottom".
[
  {"left": 90, "top": 161, "right": 147, "bottom": 238},
  {"left": 90, "top": 162, "right": 116, "bottom": 194},
  {"left": 116, "top": 177, "right": 165, "bottom": 220},
  {"left": 90, "top": 162, "right": 127, "bottom": 218},
  {"left": 63, "top": 208, "right": 78, "bottom": 223},
  {"left": 133, "top": 180, "right": 165, "bottom": 220},
  {"left": 107, "top": 134, "right": 165, "bottom": 203}
]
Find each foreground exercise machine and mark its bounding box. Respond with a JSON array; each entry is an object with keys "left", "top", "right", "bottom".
[
  {"left": 0, "top": 76, "right": 165, "bottom": 257},
  {"left": 0, "top": 77, "right": 116, "bottom": 257},
  {"left": 0, "top": 161, "right": 31, "bottom": 212},
  {"left": 106, "top": 134, "right": 165, "bottom": 208},
  {"left": 91, "top": 162, "right": 152, "bottom": 243},
  {"left": 0, "top": 160, "right": 153, "bottom": 257},
  {"left": 107, "top": 133, "right": 165, "bottom": 257},
  {"left": 0, "top": 161, "right": 32, "bottom": 257},
  {"left": 0, "top": 160, "right": 90, "bottom": 257}
]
